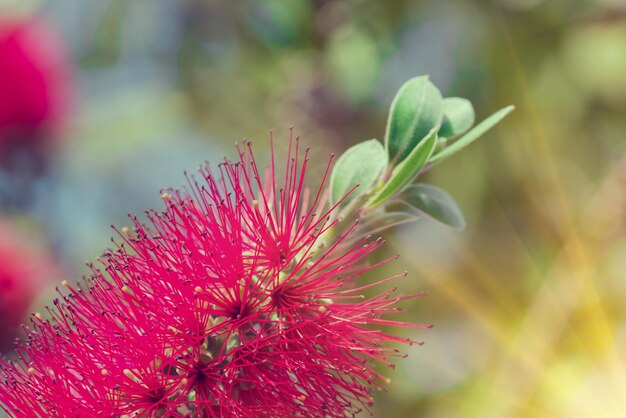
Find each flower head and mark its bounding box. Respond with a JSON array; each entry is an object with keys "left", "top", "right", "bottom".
[
  {"left": 0, "top": 15, "right": 73, "bottom": 169},
  {"left": 0, "top": 218, "right": 56, "bottom": 351},
  {"left": 0, "top": 136, "right": 423, "bottom": 417}
]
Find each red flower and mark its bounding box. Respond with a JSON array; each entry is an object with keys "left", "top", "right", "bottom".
[
  {"left": 0, "top": 137, "right": 424, "bottom": 417},
  {"left": 0, "top": 15, "right": 72, "bottom": 165},
  {"left": 0, "top": 219, "right": 55, "bottom": 352}
]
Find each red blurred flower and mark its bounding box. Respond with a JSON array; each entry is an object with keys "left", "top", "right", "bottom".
[
  {"left": 0, "top": 15, "right": 72, "bottom": 166},
  {"left": 0, "top": 219, "right": 55, "bottom": 352},
  {"left": 0, "top": 138, "right": 423, "bottom": 417}
]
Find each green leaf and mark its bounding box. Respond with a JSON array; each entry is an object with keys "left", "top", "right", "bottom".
[
  {"left": 359, "top": 211, "right": 419, "bottom": 236},
  {"left": 439, "top": 97, "right": 475, "bottom": 138},
  {"left": 431, "top": 105, "right": 515, "bottom": 163},
  {"left": 330, "top": 139, "right": 387, "bottom": 207},
  {"left": 385, "top": 76, "right": 443, "bottom": 165},
  {"left": 399, "top": 184, "right": 466, "bottom": 230},
  {"left": 368, "top": 127, "right": 438, "bottom": 208}
]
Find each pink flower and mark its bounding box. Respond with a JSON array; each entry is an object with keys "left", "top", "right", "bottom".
[
  {"left": 0, "top": 15, "right": 73, "bottom": 167},
  {"left": 0, "top": 219, "right": 55, "bottom": 352},
  {"left": 0, "top": 137, "right": 424, "bottom": 417}
]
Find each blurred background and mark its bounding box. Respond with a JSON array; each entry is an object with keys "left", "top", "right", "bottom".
[{"left": 1, "top": 0, "right": 625, "bottom": 417}]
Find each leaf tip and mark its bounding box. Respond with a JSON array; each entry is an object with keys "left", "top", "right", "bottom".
[{"left": 454, "top": 219, "right": 467, "bottom": 231}]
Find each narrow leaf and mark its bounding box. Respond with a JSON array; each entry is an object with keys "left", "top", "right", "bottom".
[
  {"left": 385, "top": 76, "right": 443, "bottom": 165},
  {"left": 431, "top": 105, "right": 514, "bottom": 163},
  {"left": 398, "top": 184, "right": 466, "bottom": 230},
  {"left": 358, "top": 211, "right": 419, "bottom": 236},
  {"left": 330, "top": 139, "right": 387, "bottom": 207},
  {"left": 438, "top": 97, "right": 475, "bottom": 138},
  {"left": 368, "top": 127, "right": 437, "bottom": 208}
]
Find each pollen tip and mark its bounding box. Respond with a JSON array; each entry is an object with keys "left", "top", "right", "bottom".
[
  {"left": 101, "top": 369, "right": 109, "bottom": 376},
  {"left": 318, "top": 305, "right": 327, "bottom": 313},
  {"left": 194, "top": 286, "right": 203, "bottom": 294},
  {"left": 34, "top": 312, "right": 42, "bottom": 320},
  {"left": 121, "top": 226, "right": 129, "bottom": 234},
  {"left": 61, "top": 280, "right": 69, "bottom": 287},
  {"left": 161, "top": 192, "right": 171, "bottom": 200},
  {"left": 27, "top": 367, "right": 36, "bottom": 375}
]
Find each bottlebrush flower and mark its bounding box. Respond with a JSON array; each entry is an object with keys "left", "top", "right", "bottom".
[
  {"left": 0, "top": 219, "right": 56, "bottom": 352},
  {"left": 0, "top": 15, "right": 73, "bottom": 167},
  {"left": 0, "top": 137, "right": 424, "bottom": 417}
]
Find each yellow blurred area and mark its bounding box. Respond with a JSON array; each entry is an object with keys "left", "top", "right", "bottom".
[
  {"left": 374, "top": 8, "right": 626, "bottom": 416},
  {"left": 1, "top": 1, "right": 626, "bottom": 417}
]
